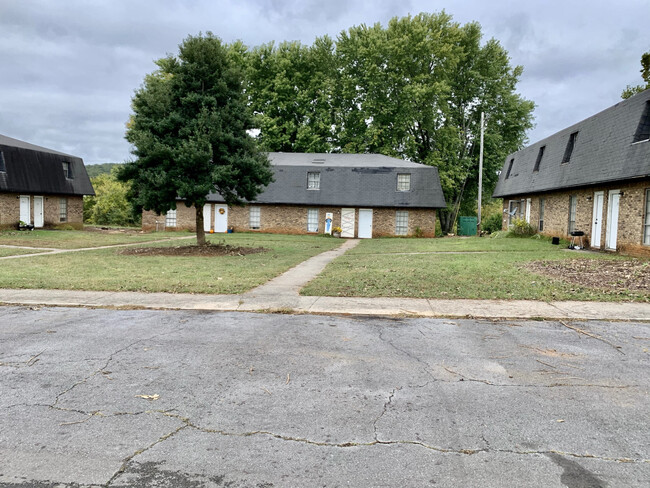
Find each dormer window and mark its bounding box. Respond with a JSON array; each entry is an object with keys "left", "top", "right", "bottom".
[
  {"left": 62, "top": 161, "right": 73, "bottom": 179},
  {"left": 307, "top": 172, "right": 320, "bottom": 190},
  {"left": 0, "top": 151, "right": 5, "bottom": 172},
  {"left": 396, "top": 173, "right": 411, "bottom": 191},
  {"left": 633, "top": 101, "right": 650, "bottom": 143},
  {"left": 505, "top": 159, "right": 514, "bottom": 179},
  {"left": 562, "top": 132, "right": 578, "bottom": 163},
  {"left": 533, "top": 146, "right": 545, "bottom": 172}
]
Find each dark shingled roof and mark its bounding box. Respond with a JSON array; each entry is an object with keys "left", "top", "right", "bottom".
[
  {"left": 207, "top": 152, "right": 446, "bottom": 208},
  {"left": 0, "top": 134, "right": 95, "bottom": 196},
  {"left": 493, "top": 88, "right": 650, "bottom": 198}
]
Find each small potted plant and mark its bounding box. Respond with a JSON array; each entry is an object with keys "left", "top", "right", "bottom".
[{"left": 332, "top": 226, "right": 342, "bottom": 238}]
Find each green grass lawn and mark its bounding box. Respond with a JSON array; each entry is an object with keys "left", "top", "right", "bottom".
[
  {"left": 0, "top": 233, "right": 342, "bottom": 294},
  {"left": 0, "top": 229, "right": 184, "bottom": 249},
  {"left": 343, "top": 234, "right": 564, "bottom": 254},
  {"left": 301, "top": 235, "right": 648, "bottom": 302}
]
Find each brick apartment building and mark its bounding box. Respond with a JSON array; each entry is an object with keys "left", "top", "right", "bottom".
[
  {"left": 493, "top": 89, "right": 650, "bottom": 254},
  {"left": 143, "top": 152, "right": 446, "bottom": 238},
  {"left": 0, "top": 134, "right": 94, "bottom": 229}
]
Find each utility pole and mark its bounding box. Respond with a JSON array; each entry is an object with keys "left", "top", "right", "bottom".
[{"left": 477, "top": 111, "right": 484, "bottom": 235}]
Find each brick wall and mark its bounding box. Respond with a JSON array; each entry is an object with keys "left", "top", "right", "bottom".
[
  {"left": 0, "top": 193, "right": 83, "bottom": 229},
  {"left": 500, "top": 179, "right": 650, "bottom": 252},
  {"left": 143, "top": 203, "right": 437, "bottom": 238},
  {"left": 0, "top": 193, "right": 19, "bottom": 228}
]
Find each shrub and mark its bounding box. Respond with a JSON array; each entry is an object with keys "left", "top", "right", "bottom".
[
  {"left": 434, "top": 219, "right": 443, "bottom": 237},
  {"left": 414, "top": 226, "right": 424, "bottom": 238},
  {"left": 507, "top": 218, "right": 537, "bottom": 237},
  {"left": 482, "top": 213, "right": 503, "bottom": 234}
]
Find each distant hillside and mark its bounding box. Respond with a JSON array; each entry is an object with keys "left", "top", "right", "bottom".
[{"left": 86, "top": 162, "right": 122, "bottom": 178}]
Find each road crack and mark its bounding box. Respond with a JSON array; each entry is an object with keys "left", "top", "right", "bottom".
[
  {"left": 373, "top": 386, "right": 402, "bottom": 441},
  {"left": 105, "top": 423, "right": 189, "bottom": 486}
]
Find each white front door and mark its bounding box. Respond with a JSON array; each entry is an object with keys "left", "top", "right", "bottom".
[
  {"left": 341, "top": 208, "right": 355, "bottom": 238},
  {"left": 591, "top": 191, "right": 604, "bottom": 249},
  {"left": 33, "top": 196, "right": 44, "bottom": 228},
  {"left": 605, "top": 190, "right": 620, "bottom": 250},
  {"left": 19, "top": 195, "right": 30, "bottom": 224},
  {"left": 214, "top": 205, "right": 228, "bottom": 233},
  {"left": 203, "top": 204, "right": 212, "bottom": 232},
  {"left": 358, "top": 209, "right": 373, "bottom": 238}
]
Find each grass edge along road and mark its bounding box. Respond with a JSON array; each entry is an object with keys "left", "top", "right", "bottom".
[{"left": 301, "top": 235, "right": 650, "bottom": 302}]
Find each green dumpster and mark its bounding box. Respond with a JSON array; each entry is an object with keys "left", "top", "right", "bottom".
[{"left": 458, "top": 216, "right": 477, "bottom": 236}]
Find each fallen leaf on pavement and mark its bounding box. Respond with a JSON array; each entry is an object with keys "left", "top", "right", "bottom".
[{"left": 135, "top": 394, "right": 160, "bottom": 401}]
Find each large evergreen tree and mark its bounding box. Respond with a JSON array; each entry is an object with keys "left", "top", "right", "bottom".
[{"left": 119, "top": 33, "right": 273, "bottom": 245}]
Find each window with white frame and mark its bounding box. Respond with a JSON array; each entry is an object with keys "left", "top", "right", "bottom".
[
  {"left": 397, "top": 173, "right": 411, "bottom": 191},
  {"left": 507, "top": 200, "right": 518, "bottom": 227},
  {"left": 538, "top": 198, "right": 545, "bottom": 232},
  {"left": 307, "top": 172, "right": 320, "bottom": 190},
  {"left": 166, "top": 209, "right": 177, "bottom": 227},
  {"left": 568, "top": 195, "right": 577, "bottom": 233},
  {"left": 59, "top": 198, "right": 67, "bottom": 222},
  {"left": 643, "top": 189, "right": 650, "bottom": 246},
  {"left": 249, "top": 206, "right": 261, "bottom": 229},
  {"left": 395, "top": 211, "right": 408, "bottom": 235},
  {"left": 307, "top": 208, "right": 319, "bottom": 232}
]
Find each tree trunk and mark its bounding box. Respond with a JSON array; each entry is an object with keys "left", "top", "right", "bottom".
[
  {"left": 195, "top": 206, "right": 206, "bottom": 246},
  {"left": 439, "top": 173, "right": 472, "bottom": 235}
]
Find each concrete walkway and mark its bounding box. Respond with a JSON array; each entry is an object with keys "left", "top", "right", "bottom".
[
  {"left": 244, "top": 238, "right": 360, "bottom": 297},
  {"left": 0, "top": 237, "right": 649, "bottom": 320}
]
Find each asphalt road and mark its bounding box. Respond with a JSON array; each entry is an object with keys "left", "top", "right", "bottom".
[{"left": 0, "top": 306, "right": 648, "bottom": 487}]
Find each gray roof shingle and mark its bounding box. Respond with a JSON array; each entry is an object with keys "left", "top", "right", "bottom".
[
  {"left": 0, "top": 134, "right": 95, "bottom": 196},
  {"left": 207, "top": 152, "right": 446, "bottom": 208},
  {"left": 493, "top": 89, "right": 650, "bottom": 198}
]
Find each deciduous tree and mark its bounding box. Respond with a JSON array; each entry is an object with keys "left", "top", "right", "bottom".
[
  {"left": 245, "top": 12, "right": 534, "bottom": 233},
  {"left": 333, "top": 13, "right": 534, "bottom": 233},
  {"left": 246, "top": 38, "right": 337, "bottom": 152},
  {"left": 622, "top": 51, "right": 650, "bottom": 99},
  {"left": 84, "top": 168, "right": 138, "bottom": 227}
]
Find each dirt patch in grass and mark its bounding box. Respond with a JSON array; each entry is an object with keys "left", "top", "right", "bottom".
[
  {"left": 85, "top": 226, "right": 146, "bottom": 235},
  {"left": 525, "top": 258, "right": 650, "bottom": 293},
  {"left": 119, "top": 243, "right": 268, "bottom": 257}
]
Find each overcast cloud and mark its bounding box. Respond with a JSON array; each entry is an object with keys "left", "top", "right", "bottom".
[{"left": 1, "top": 0, "right": 649, "bottom": 164}]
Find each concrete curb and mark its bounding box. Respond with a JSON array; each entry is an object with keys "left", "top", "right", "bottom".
[{"left": 1, "top": 288, "right": 649, "bottom": 321}]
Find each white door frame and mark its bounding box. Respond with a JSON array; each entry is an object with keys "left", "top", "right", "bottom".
[
  {"left": 341, "top": 208, "right": 355, "bottom": 238},
  {"left": 19, "top": 195, "right": 30, "bottom": 225},
  {"left": 590, "top": 191, "right": 604, "bottom": 249},
  {"left": 203, "top": 204, "right": 212, "bottom": 232},
  {"left": 358, "top": 209, "right": 373, "bottom": 239},
  {"left": 33, "top": 196, "right": 44, "bottom": 228},
  {"left": 214, "top": 204, "right": 228, "bottom": 233},
  {"left": 605, "top": 190, "right": 620, "bottom": 250}
]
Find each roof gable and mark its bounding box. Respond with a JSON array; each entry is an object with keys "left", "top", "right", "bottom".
[{"left": 207, "top": 153, "right": 446, "bottom": 208}]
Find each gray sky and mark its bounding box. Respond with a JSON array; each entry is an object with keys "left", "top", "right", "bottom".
[{"left": 1, "top": 0, "right": 649, "bottom": 164}]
